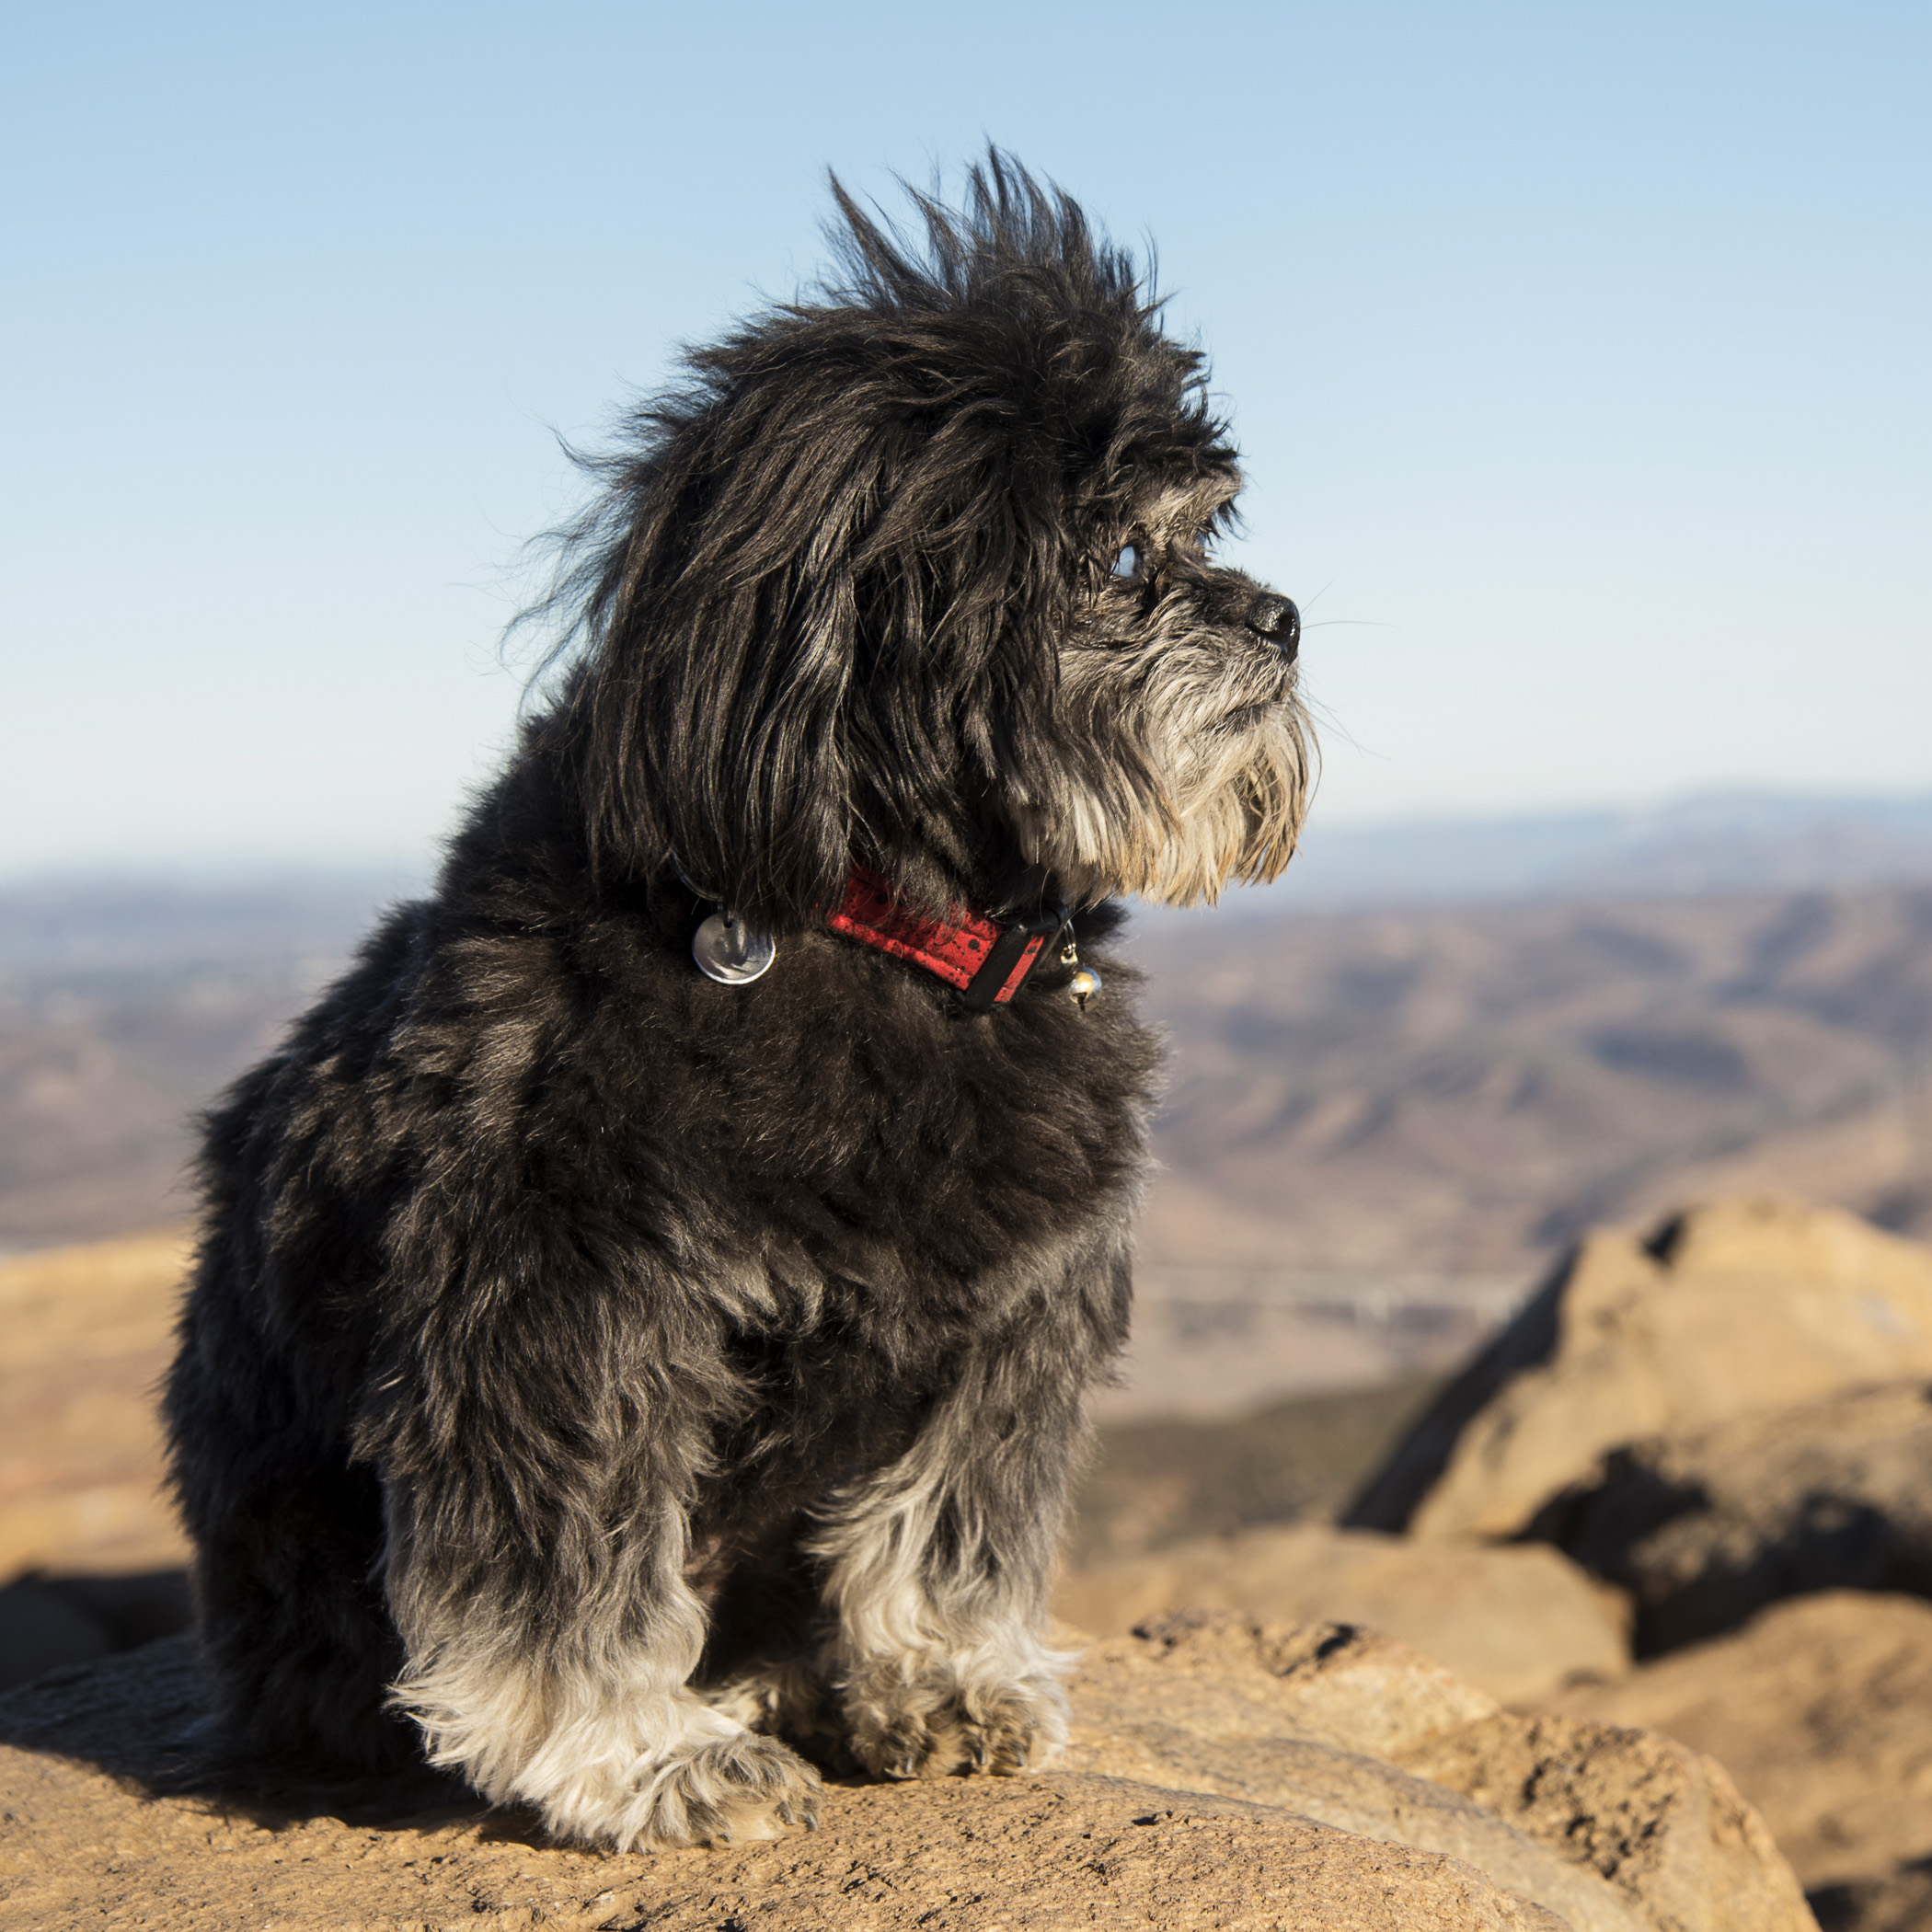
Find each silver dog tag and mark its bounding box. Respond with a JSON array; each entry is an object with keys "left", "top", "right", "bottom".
[{"left": 693, "top": 911, "right": 776, "bottom": 985}]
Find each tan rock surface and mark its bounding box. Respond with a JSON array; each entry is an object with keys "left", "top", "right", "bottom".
[
  {"left": 0, "top": 1618, "right": 1819, "bottom": 1932},
  {"left": 1054, "top": 1521, "right": 1629, "bottom": 1703},
  {"left": 1350, "top": 1201, "right": 1932, "bottom": 1542},
  {"left": 0, "top": 1227, "right": 190, "bottom": 1576},
  {"left": 1398, "top": 1712, "right": 1813, "bottom": 1932},
  {"left": 1064, "top": 1615, "right": 1646, "bottom": 1932},
  {"left": 1056, "top": 1613, "right": 1811, "bottom": 1932},
  {"left": 1545, "top": 1592, "right": 1932, "bottom": 1892},
  {"left": 0, "top": 1638, "right": 1578, "bottom": 1932},
  {"left": 1072, "top": 1610, "right": 1502, "bottom": 1762}
]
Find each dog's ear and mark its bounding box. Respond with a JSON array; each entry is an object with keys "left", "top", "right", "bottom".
[{"left": 539, "top": 390, "right": 869, "bottom": 929}]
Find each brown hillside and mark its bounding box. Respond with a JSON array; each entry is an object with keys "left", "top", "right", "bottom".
[{"left": 1135, "top": 886, "right": 1932, "bottom": 1273}]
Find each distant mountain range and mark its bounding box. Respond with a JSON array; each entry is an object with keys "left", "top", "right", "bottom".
[{"left": 1133, "top": 881, "right": 1932, "bottom": 1278}]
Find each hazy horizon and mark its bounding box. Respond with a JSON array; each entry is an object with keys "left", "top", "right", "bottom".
[{"left": 7, "top": 786, "right": 1932, "bottom": 914}]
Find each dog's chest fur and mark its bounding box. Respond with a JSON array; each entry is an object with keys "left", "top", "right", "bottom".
[{"left": 224, "top": 867, "right": 1160, "bottom": 1456}]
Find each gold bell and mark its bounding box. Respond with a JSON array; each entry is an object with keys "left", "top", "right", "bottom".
[{"left": 1068, "top": 966, "right": 1102, "bottom": 1011}]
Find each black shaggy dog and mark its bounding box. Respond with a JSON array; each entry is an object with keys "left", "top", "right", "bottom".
[{"left": 165, "top": 154, "right": 1310, "bottom": 1851}]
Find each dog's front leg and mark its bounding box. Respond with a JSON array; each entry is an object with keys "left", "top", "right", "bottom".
[
  {"left": 809, "top": 1296, "right": 1107, "bottom": 1779},
  {"left": 384, "top": 1507, "right": 819, "bottom": 1848},
  {"left": 367, "top": 1327, "right": 820, "bottom": 1850}
]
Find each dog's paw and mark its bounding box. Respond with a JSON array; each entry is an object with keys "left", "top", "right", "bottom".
[
  {"left": 655, "top": 1733, "right": 822, "bottom": 1846},
  {"left": 845, "top": 1673, "right": 1068, "bottom": 1781},
  {"left": 563, "top": 1733, "right": 821, "bottom": 1851}
]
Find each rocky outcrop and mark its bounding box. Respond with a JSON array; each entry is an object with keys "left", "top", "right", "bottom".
[
  {"left": 1348, "top": 1200, "right": 1932, "bottom": 1544},
  {"left": 0, "top": 1614, "right": 1816, "bottom": 1932},
  {"left": 1546, "top": 1591, "right": 1932, "bottom": 1898},
  {"left": 1399, "top": 1712, "right": 1806, "bottom": 1932},
  {"left": 0, "top": 1752, "right": 1560, "bottom": 1929},
  {"left": 0, "top": 1634, "right": 1554, "bottom": 1932},
  {"left": 1065, "top": 1613, "right": 1644, "bottom": 1932},
  {"left": 1526, "top": 1383, "right": 1932, "bottom": 1653},
  {"left": 1066, "top": 1612, "right": 1813, "bottom": 1932},
  {"left": 1054, "top": 1520, "right": 1630, "bottom": 1703}
]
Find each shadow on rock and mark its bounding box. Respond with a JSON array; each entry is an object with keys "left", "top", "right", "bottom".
[{"left": 0, "top": 1631, "right": 472, "bottom": 1831}]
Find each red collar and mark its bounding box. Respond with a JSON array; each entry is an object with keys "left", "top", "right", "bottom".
[{"left": 829, "top": 866, "right": 1065, "bottom": 1011}]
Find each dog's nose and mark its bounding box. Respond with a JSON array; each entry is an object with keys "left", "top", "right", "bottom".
[{"left": 1247, "top": 592, "right": 1300, "bottom": 653}]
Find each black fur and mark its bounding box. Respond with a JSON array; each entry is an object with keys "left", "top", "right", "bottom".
[{"left": 164, "top": 153, "right": 1308, "bottom": 1847}]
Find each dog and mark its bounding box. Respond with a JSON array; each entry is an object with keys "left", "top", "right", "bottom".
[{"left": 164, "top": 152, "right": 1310, "bottom": 1851}]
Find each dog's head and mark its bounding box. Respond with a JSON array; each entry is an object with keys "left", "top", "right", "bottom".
[{"left": 536, "top": 152, "right": 1311, "bottom": 927}]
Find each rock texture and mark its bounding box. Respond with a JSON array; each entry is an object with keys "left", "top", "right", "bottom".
[
  {"left": 1399, "top": 1713, "right": 1807, "bottom": 1932},
  {"left": 0, "top": 1758, "right": 1559, "bottom": 1930},
  {"left": 1054, "top": 1521, "right": 1630, "bottom": 1704},
  {"left": 1527, "top": 1382, "right": 1932, "bottom": 1653},
  {"left": 0, "top": 1636, "right": 1559, "bottom": 1932},
  {"left": 1059, "top": 1609, "right": 1810, "bottom": 1932},
  {"left": 0, "top": 1616, "right": 1818, "bottom": 1932},
  {"left": 1065, "top": 1614, "right": 1644, "bottom": 1932},
  {"left": 1073, "top": 1611, "right": 1501, "bottom": 1765},
  {"left": 1546, "top": 1591, "right": 1932, "bottom": 1893},
  {"left": 1349, "top": 1200, "right": 1932, "bottom": 1543}
]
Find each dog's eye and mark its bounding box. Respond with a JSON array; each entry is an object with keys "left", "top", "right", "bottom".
[{"left": 1110, "top": 542, "right": 1143, "bottom": 583}]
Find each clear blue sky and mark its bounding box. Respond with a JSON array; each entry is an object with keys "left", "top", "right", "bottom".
[{"left": 5, "top": 1, "right": 1928, "bottom": 879}]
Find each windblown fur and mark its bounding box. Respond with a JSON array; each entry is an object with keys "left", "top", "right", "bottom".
[{"left": 165, "top": 153, "right": 1310, "bottom": 1850}]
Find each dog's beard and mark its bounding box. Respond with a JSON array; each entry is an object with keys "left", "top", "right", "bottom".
[{"left": 1006, "top": 627, "right": 1312, "bottom": 907}]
